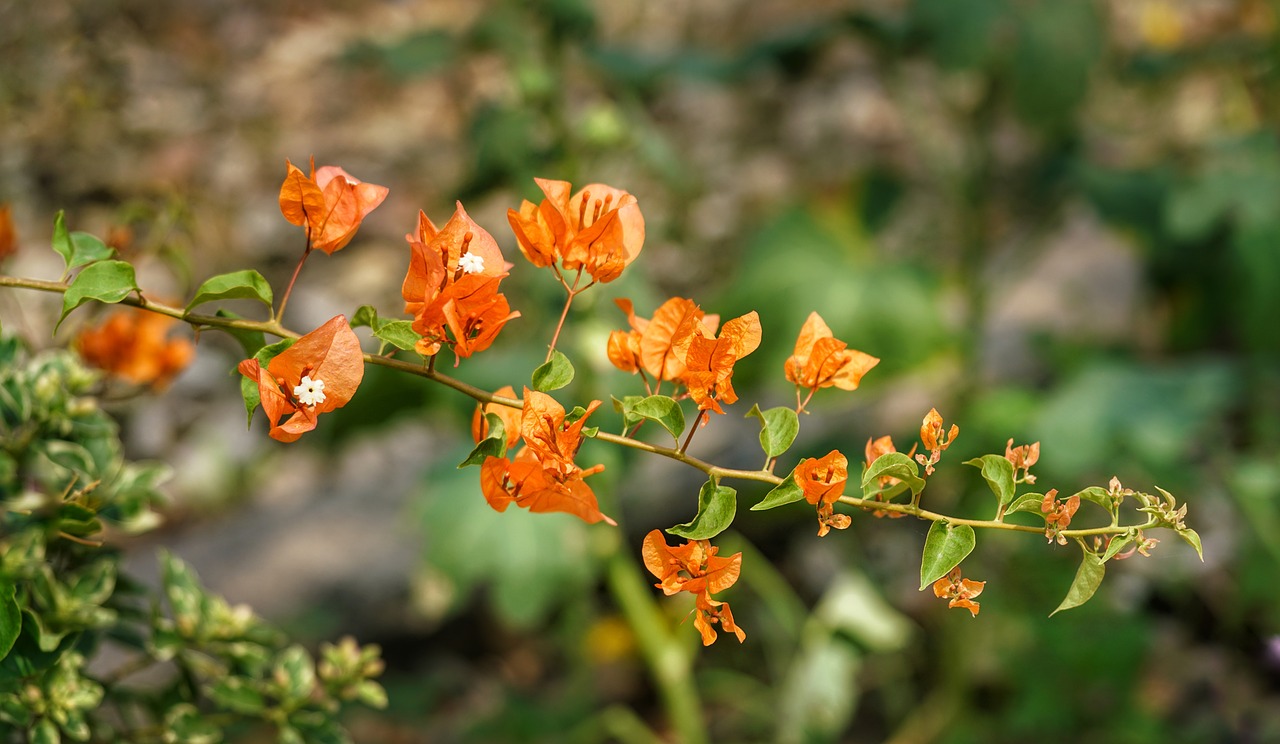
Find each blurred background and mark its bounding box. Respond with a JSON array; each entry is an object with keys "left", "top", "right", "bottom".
[{"left": 2, "top": 0, "right": 1279, "bottom": 741}]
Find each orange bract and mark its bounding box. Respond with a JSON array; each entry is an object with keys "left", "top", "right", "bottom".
[
  {"left": 606, "top": 297, "right": 719, "bottom": 384},
  {"left": 1041, "top": 489, "right": 1081, "bottom": 545},
  {"left": 795, "top": 450, "right": 852, "bottom": 536},
  {"left": 641, "top": 530, "right": 745, "bottom": 645},
  {"left": 0, "top": 203, "right": 15, "bottom": 261},
  {"left": 75, "top": 308, "right": 194, "bottom": 389},
  {"left": 279, "top": 160, "right": 388, "bottom": 255},
  {"left": 477, "top": 389, "right": 615, "bottom": 525},
  {"left": 507, "top": 178, "right": 645, "bottom": 283},
  {"left": 784, "top": 312, "right": 879, "bottom": 395},
  {"left": 679, "top": 311, "right": 761, "bottom": 414},
  {"left": 237, "top": 315, "right": 364, "bottom": 442},
  {"left": 932, "top": 567, "right": 986, "bottom": 617},
  {"left": 401, "top": 203, "right": 520, "bottom": 361}
]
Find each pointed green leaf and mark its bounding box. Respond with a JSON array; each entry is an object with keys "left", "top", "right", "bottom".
[
  {"left": 372, "top": 320, "right": 421, "bottom": 352},
  {"left": 239, "top": 338, "right": 294, "bottom": 427},
  {"left": 629, "top": 395, "right": 685, "bottom": 442},
  {"left": 51, "top": 211, "right": 113, "bottom": 273},
  {"left": 0, "top": 582, "right": 20, "bottom": 661},
  {"left": 274, "top": 645, "right": 316, "bottom": 703},
  {"left": 56, "top": 260, "right": 139, "bottom": 331},
  {"left": 1177, "top": 528, "right": 1204, "bottom": 561},
  {"left": 964, "top": 454, "right": 1015, "bottom": 508},
  {"left": 612, "top": 395, "right": 646, "bottom": 430},
  {"left": 208, "top": 677, "right": 266, "bottom": 714},
  {"left": 919, "top": 521, "right": 976, "bottom": 590},
  {"left": 1073, "top": 486, "right": 1112, "bottom": 512},
  {"left": 186, "top": 270, "right": 273, "bottom": 312},
  {"left": 1006, "top": 492, "right": 1047, "bottom": 515},
  {"left": 30, "top": 718, "right": 59, "bottom": 744},
  {"left": 862, "top": 452, "right": 925, "bottom": 498},
  {"left": 531, "top": 350, "right": 575, "bottom": 391},
  {"left": 350, "top": 304, "right": 380, "bottom": 329},
  {"left": 1051, "top": 551, "right": 1105, "bottom": 616},
  {"left": 745, "top": 404, "right": 800, "bottom": 458},
  {"left": 1101, "top": 532, "right": 1135, "bottom": 562},
  {"left": 214, "top": 309, "right": 266, "bottom": 357},
  {"left": 750, "top": 472, "right": 805, "bottom": 511},
  {"left": 668, "top": 479, "right": 737, "bottom": 540},
  {"left": 458, "top": 414, "right": 507, "bottom": 468}
]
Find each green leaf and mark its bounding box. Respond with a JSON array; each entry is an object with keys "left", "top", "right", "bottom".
[
  {"left": 1101, "top": 532, "right": 1135, "bottom": 562},
  {"left": 1051, "top": 551, "right": 1105, "bottom": 616},
  {"left": 214, "top": 309, "right": 267, "bottom": 357},
  {"left": 239, "top": 338, "right": 294, "bottom": 427},
  {"left": 51, "top": 211, "right": 113, "bottom": 274},
  {"left": 372, "top": 320, "right": 420, "bottom": 352},
  {"left": 611, "top": 395, "right": 646, "bottom": 429},
  {"left": 186, "top": 270, "right": 274, "bottom": 312},
  {"left": 1178, "top": 528, "right": 1204, "bottom": 561},
  {"left": 964, "top": 455, "right": 1015, "bottom": 508},
  {"left": 357, "top": 679, "right": 388, "bottom": 709},
  {"left": 0, "top": 582, "right": 20, "bottom": 661},
  {"left": 745, "top": 404, "right": 800, "bottom": 458},
  {"left": 1006, "top": 492, "right": 1047, "bottom": 515},
  {"left": 919, "top": 521, "right": 976, "bottom": 590},
  {"left": 458, "top": 414, "right": 507, "bottom": 468},
  {"left": 862, "top": 452, "right": 925, "bottom": 498},
  {"left": 531, "top": 350, "right": 574, "bottom": 391},
  {"left": 350, "top": 305, "right": 380, "bottom": 329},
  {"left": 750, "top": 472, "right": 805, "bottom": 511},
  {"left": 668, "top": 479, "right": 737, "bottom": 540},
  {"left": 1073, "top": 486, "right": 1112, "bottom": 512},
  {"left": 629, "top": 395, "right": 685, "bottom": 441},
  {"left": 164, "top": 703, "right": 223, "bottom": 744},
  {"left": 56, "top": 260, "right": 139, "bottom": 331},
  {"left": 208, "top": 678, "right": 266, "bottom": 715},
  {"left": 30, "top": 718, "right": 59, "bottom": 744}
]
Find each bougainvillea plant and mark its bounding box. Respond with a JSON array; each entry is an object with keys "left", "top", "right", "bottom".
[{"left": 0, "top": 160, "right": 1204, "bottom": 739}]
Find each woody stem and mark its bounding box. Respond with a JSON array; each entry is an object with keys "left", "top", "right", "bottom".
[{"left": 275, "top": 243, "right": 313, "bottom": 324}]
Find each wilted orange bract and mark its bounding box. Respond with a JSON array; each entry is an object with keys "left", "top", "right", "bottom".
[
  {"left": 784, "top": 312, "right": 879, "bottom": 399},
  {"left": 678, "top": 311, "right": 762, "bottom": 414},
  {"left": 1041, "top": 488, "right": 1080, "bottom": 545},
  {"left": 75, "top": 308, "right": 194, "bottom": 389},
  {"left": 1005, "top": 439, "right": 1041, "bottom": 484},
  {"left": 932, "top": 567, "right": 985, "bottom": 617},
  {"left": 279, "top": 160, "right": 388, "bottom": 255},
  {"left": 401, "top": 203, "right": 519, "bottom": 361},
  {"left": 478, "top": 389, "right": 615, "bottom": 525},
  {"left": 641, "top": 530, "right": 745, "bottom": 645},
  {"left": 795, "top": 450, "right": 852, "bottom": 537},
  {"left": 917, "top": 407, "right": 959, "bottom": 476},
  {"left": 507, "top": 178, "right": 645, "bottom": 283},
  {"left": 237, "top": 315, "right": 364, "bottom": 442}
]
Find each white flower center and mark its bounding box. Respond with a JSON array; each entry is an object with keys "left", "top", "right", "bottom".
[
  {"left": 458, "top": 252, "right": 485, "bottom": 274},
  {"left": 293, "top": 375, "right": 326, "bottom": 406}
]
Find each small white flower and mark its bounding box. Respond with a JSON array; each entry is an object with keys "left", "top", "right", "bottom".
[
  {"left": 458, "top": 252, "right": 485, "bottom": 274},
  {"left": 293, "top": 375, "right": 326, "bottom": 407}
]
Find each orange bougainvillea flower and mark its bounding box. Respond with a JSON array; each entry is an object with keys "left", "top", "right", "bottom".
[
  {"left": 641, "top": 530, "right": 745, "bottom": 645},
  {"left": 916, "top": 407, "right": 959, "bottom": 476},
  {"left": 1004, "top": 439, "right": 1041, "bottom": 484},
  {"left": 795, "top": 450, "right": 852, "bottom": 537},
  {"left": 784, "top": 312, "right": 879, "bottom": 406},
  {"left": 477, "top": 388, "right": 615, "bottom": 525},
  {"left": 507, "top": 178, "right": 645, "bottom": 283},
  {"left": 75, "top": 308, "right": 194, "bottom": 389},
  {"left": 1041, "top": 488, "right": 1080, "bottom": 545},
  {"left": 402, "top": 203, "right": 519, "bottom": 361},
  {"left": 279, "top": 159, "right": 388, "bottom": 255},
  {"left": 679, "top": 311, "right": 762, "bottom": 415},
  {"left": 237, "top": 315, "right": 364, "bottom": 442},
  {"left": 932, "top": 567, "right": 985, "bottom": 617},
  {"left": 0, "top": 203, "right": 15, "bottom": 261},
  {"left": 471, "top": 385, "right": 522, "bottom": 450},
  {"left": 606, "top": 297, "right": 719, "bottom": 387}
]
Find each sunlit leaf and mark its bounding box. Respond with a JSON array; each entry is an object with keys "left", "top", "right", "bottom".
[
  {"left": 745, "top": 404, "right": 799, "bottom": 458},
  {"left": 965, "top": 454, "right": 1015, "bottom": 508},
  {"left": 1178, "top": 528, "right": 1204, "bottom": 561},
  {"left": 669, "top": 479, "right": 737, "bottom": 540},
  {"left": 630, "top": 394, "right": 685, "bottom": 441},
  {"left": 862, "top": 452, "right": 925, "bottom": 498},
  {"left": 531, "top": 349, "right": 575, "bottom": 391},
  {"left": 750, "top": 472, "right": 805, "bottom": 511},
  {"left": 51, "top": 211, "right": 113, "bottom": 274},
  {"left": 185, "top": 270, "right": 274, "bottom": 312}
]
